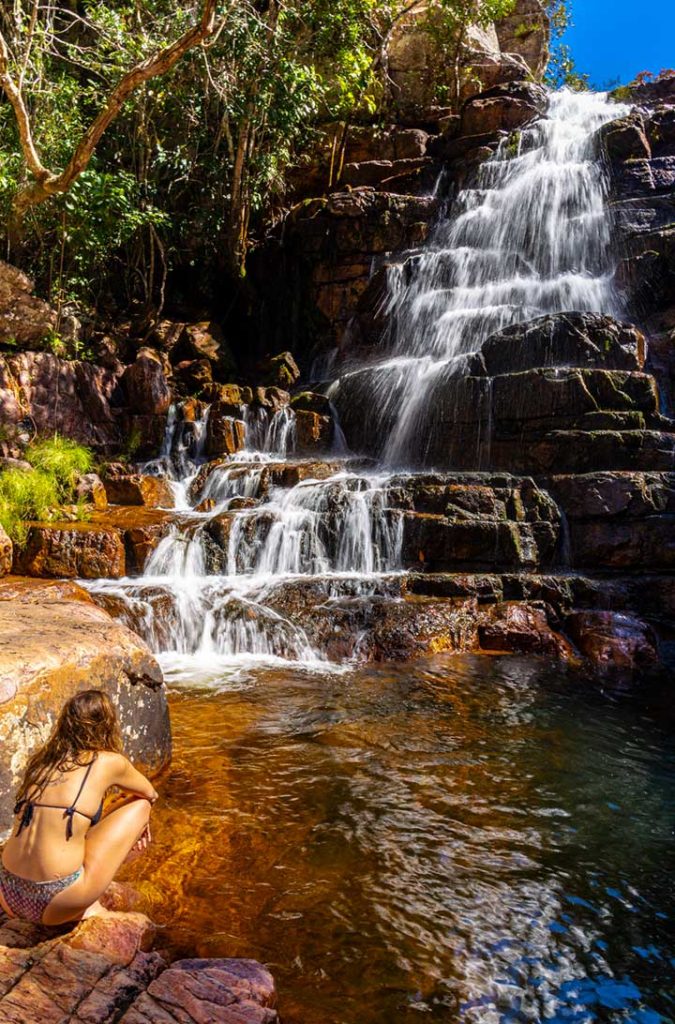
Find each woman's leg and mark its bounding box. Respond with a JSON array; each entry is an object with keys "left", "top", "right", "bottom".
[{"left": 41, "top": 798, "right": 151, "bottom": 926}]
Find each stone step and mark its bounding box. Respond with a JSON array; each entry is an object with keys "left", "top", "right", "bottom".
[{"left": 0, "top": 910, "right": 279, "bottom": 1024}]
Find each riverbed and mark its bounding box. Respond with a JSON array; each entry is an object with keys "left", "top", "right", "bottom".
[{"left": 123, "top": 653, "right": 675, "bottom": 1023}]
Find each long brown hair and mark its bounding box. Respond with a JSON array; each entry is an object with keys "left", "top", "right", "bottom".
[{"left": 16, "top": 689, "right": 123, "bottom": 802}]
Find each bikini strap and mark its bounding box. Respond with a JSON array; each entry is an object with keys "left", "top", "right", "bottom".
[{"left": 63, "top": 755, "right": 98, "bottom": 840}]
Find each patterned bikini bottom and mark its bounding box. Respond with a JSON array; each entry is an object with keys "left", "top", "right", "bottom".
[{"left": 0, "top": 863, "right": 83, "bottom": 923}]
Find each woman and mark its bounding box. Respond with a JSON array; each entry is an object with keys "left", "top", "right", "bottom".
[{"left": 0, "top": 689, "right": 158, "bottom": 926}]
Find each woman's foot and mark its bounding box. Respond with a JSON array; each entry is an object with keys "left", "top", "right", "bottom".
[{"left": 80, "top": 900, "right": 114, "bottom": 920}]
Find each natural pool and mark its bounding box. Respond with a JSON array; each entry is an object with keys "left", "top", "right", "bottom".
[{"left": 125, "top": 654, "right": 675, "bottom": 1024}]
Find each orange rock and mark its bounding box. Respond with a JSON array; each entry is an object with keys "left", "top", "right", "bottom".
[
  {"left": 14, "top": 522, "right": 126, "bottom": 579},
  {"left": 104, "top": 474, "right": 175, "bottom": 508}
]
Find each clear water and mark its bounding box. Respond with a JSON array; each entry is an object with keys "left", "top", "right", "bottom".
[{"left": 127, "top": 655, "right": 675, "bottom": 1024}]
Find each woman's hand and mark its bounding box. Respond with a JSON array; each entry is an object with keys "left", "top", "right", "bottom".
[{"left": 132, "top": 822, "right": 152, "bottom": 853}]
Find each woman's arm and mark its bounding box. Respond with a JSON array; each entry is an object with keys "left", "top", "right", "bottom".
[{"left": 108, "top": 753, "right": 159, "bottom": 802}]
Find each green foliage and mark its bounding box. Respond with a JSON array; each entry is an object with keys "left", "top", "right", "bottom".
[
  {"left": 0, "top": 436, "right": 94, "bottom": 542},
  {"left": 26, "top": 437, "right": 93, "bottom": 501},
  {"left": 543, "top": 0, "right": 589, "bottom": 91},
  {"left": 0, "top": 468, "right": 59, "bottom": 543}
]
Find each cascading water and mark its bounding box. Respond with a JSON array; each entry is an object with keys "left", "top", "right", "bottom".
[
  {"left": 329, "top": 89, "right": 629, "bottom": 466},
  {"left": 86, "top": 89, "right": 628, "bottom": 669}
]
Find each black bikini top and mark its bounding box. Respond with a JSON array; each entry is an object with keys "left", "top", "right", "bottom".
[{"left": 14, "top": 755, "right": 104, "bottom": 841}]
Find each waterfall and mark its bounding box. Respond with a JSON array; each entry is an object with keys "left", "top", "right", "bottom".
[
  {"left": 86, "top": 89, "right": 629, "bottom": 668},
  {"left": 329, "top": 89, "right": 629, "bottom": 466}
]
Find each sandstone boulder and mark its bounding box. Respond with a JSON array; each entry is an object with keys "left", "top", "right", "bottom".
[
  {"left": 460, "top": 82, "right": 546, "bottom": 136},
  {"left": 478, "top": 601, "right": 573, "bottom": 658},
  {"left": 205, "top": 410, "right": 247, "bottom": 457},
  {"left": 75, "top": 472, "right": 108, "bottom": 510},
  {"left": 14, "top": 523, "right": 126, "bottom": 579},
  {"left": 494, "top": 0, "right": 549, "bottom": 78},
  {"left": 0, "top": 352, "right": 121, "bottom": 451},
  {"left": 0, "top": 525, "right": 11, "bottom": 577},
  {"left": 122, "top": 348, "right": 172, "bottom": 415},
  {"left": 0, "top": 260, "right": 56, "bottom": 348},
  {"left": 260, "top": 350, "right": 300, "bottom": 388},
  {"left": 172, "top": 321, "right": 237, "bottom": 379},
  {"left": 599, "top": 112, "right": 651, "bottom": 161},
  {"left": 290, "top": 391, "right": 332, "bottom": 415},
  {"left": 104, "top": 474, "right": 175, "bottom": 509},
  {"left": 295, "top": 409, "right": 333, "bottom": 452},
  {"left": 121, "top": 957, "right": 278, "bottom": 1024},
  {"left": 0, "top": 598, "right": 168, "bottom": 832}
]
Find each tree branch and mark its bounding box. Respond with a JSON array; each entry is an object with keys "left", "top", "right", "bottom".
[{"left": 0, "top": 0, "right": 219, "bottom": 227}]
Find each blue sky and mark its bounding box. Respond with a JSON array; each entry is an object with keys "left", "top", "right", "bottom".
[{"left": 562, "top": 0, "right": 675, "bottom": 88}]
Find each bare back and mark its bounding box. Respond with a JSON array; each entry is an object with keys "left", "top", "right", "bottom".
[{"left": 2, "top": 751, "right": 155, "bottom": 882}]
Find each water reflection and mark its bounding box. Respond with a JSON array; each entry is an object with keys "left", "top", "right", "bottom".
[{"left": 125, "top": 655, "right": 675, "bottom": 1024}]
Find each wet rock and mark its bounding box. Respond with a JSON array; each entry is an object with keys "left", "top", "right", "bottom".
[
  {"left": 122, "top": 348, "right": 172, "bottom": 415},
  {"left": 104, "top": 474, "right": 175, "bottom": 509},
  {"left": 0, "top": 598, "right": 168, "bottom": 831},
  {"left": 205, "top": 411, "right": 246, "bottom": 457},
  {"left": 295, "top": 409, "right": 333, "bottom": 452},
  {"left": 478, "top": 601, "right": 573, "bottom": 658},
  {"left": 479, "top": 312, "right": 646, "bottom": 374},
  {"left": 401, "top": 515, "right": 557, "bottom": 572},
  {"left": 121, "top": 957, "right": 278, "bottom": 1024},
  {"left": 252, "top": 386, "right": 291, "bottom": 411},
  {"left": 92, "top": 507, "right": 178, "bottom": 573},
  {"left": 14, "top": 523, "right": 126, "bottom": 579},
  {"left": 268, "top": 460, "right": 347, "bottom": 487},
  {"left": 0, "top": 526, "right": 11, "bottom": 577},
  {"left": 405, "top": 572, "right": 504, "bottom": 602},
  {"left": 368, "top": 596, "right": 479, "bottom": 660},
  {"left": 0, "top": 575, "right": 96, "bottom": 604},
  {"left": 546, "top": 471, "right": 675, "bottom": 570},
  {"left": 0, "top": 260, "right": 57, "bottom": 348},
  {"left": 75, "top": 472, "right": 108, "bottom": 510},
  {"left": 565, "top": 610, "right": 660, "bottom": 678}
]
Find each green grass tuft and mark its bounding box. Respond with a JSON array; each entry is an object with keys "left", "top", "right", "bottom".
[
  {"left": 0, "top": 468, "right": 59, "bottom": 541},
  {"left": 26, "top": 436, "right": 93, "bottom": 500}
]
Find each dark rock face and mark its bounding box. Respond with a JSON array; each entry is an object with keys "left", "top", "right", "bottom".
[{"left": 478, "top": 312, "right": 646, "bottom": 375}]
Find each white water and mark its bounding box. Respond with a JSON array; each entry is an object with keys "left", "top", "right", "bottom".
[
  {"left": 329, "top": 89, "right": 629, "bottom": 465},
  {"left": 87, "top": 90, "right": 628, "bottom": 667}
]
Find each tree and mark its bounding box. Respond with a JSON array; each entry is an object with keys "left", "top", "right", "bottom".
[{"left": 0, "top": 0, "right": 218, "bottom": 236}]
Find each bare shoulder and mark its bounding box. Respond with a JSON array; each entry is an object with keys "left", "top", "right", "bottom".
[{"left": 95, "top": 750, "right": 129, "bottom": 779}]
